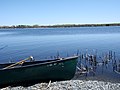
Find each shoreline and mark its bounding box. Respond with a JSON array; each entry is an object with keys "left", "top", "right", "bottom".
[
  {"left": 0, "top": 23, "right": 120, "bottom": 29},
  {"left": 1, "top": 80, "right": 120, "bottom": 90}
]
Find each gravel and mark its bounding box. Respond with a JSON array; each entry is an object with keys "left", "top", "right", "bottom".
[{"left": 1, "top": 80, "right": 120, "bottom": 90}]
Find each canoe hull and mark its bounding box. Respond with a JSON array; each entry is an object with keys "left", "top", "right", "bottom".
[{"left": 0, "top": 56, "right": 78, "bottom": 86}]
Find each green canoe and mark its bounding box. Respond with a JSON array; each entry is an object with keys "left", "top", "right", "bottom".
[{"left": 0, "top": 56, "right": 78, "bottom": 86}]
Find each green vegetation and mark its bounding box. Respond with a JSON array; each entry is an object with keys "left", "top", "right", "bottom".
[{"left": 0, "top": 23, "right": 120, "bottom": 29}]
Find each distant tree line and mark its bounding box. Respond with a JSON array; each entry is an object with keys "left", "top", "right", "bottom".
[{"left": 0, "top": 23, "right": 120, "bottom": 29}]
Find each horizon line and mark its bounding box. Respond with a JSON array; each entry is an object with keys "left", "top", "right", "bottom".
[{"left": 0, "top": 22, "right": 120, "bottom": 26}]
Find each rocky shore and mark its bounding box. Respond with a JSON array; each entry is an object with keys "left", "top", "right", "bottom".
[{"left": 1, "top": 80, "right": 120, "bottom": 90}]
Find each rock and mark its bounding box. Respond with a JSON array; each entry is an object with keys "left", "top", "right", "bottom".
[{"left": 1, "top": 80, "right": 120, "bottom": 90}]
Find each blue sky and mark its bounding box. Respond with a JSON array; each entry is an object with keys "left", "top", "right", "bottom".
[{"left": 0, "top": 0, "right": 120, "bottom": 25}]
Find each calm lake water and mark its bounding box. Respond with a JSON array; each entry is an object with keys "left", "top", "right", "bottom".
[
  {"left": 0, "top": 26, "right": 120, "bottom": 82},
  {"left": 0, "top": 26, "right": 120, "bottom": 63}
]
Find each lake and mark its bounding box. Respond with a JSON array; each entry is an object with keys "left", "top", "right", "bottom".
[
  {"left": 0, "top": 26, "right": 120, "bottom": 82},
  {"left": 0, "top": 26, "right": 120, "bottom": 63}
]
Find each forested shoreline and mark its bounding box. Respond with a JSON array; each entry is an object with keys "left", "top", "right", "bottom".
[{"left": 0, "top": 23, "right": 120, "bottom": 29}]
